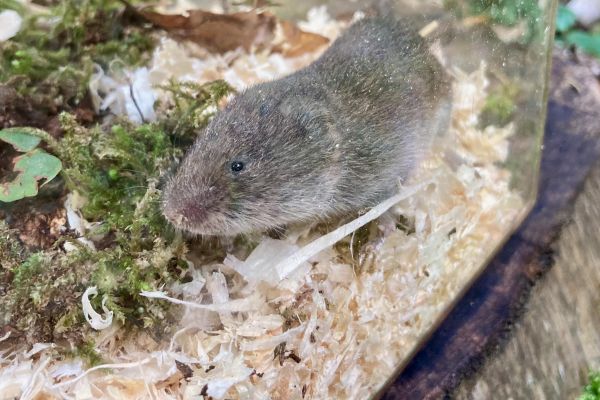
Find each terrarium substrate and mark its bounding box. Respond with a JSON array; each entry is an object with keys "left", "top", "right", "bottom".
[{"left": 0, "top": 7, "right": 523, "bottom": 400}]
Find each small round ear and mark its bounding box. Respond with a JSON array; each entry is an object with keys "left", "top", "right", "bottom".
[
  {"left": 277, "top": 96, "right": 299, "bottom": 119},
  {"left": 301, "top": 111, "right": 331, "bottom": 140},
  {"left": 279, "top": 96, "right": 330, "bottom": 133}
]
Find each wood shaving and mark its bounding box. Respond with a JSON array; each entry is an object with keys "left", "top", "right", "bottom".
[{"left": 82, "top": 287, "right": 114, "bottom": 331}]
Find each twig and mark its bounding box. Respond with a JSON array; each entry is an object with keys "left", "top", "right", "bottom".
[{"left": 129, "top": 81, "right": 146, "bottom": 124}]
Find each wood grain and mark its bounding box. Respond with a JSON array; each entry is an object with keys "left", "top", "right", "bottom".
[{"left": 381, "top": 52, "right": 600, "bottom": 399}]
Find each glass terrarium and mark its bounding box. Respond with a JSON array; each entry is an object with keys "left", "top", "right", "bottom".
[{"left": 0, "top": 0, "right": 556, "bottom": 398}]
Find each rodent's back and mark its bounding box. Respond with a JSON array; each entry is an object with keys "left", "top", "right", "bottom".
[{"left": 299, "top": 16, "right": 451, "bottom": 209}]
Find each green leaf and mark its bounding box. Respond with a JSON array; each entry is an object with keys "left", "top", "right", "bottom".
[
  {"left": 0, "top": 149, "right": 62, "bottom": 202},
  {"left": 0, "top": 129, "right": 42, "bottom": 152},
  {"left": 566, "top": 31, "right": 600, "bottom": 57},
  {"left": 556, "top": 5, "right": 577, "bottom": 33}
]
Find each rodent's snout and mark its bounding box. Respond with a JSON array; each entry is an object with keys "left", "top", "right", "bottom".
[
  {"left": 163, "top": 197, "right": 205, "bottom": 227},
  {"left": 162, "top": 184, "right": 222, "bottom": 232}
]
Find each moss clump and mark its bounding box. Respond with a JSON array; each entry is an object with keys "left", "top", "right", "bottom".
[
  {"left": 0, "top": 0, "right": 234, "bottom": 353},
  {"left": 0, "top": 78, "right": 231, "bottom": 344},
  {"left": 158, "top": 79, "right": 234, "bottom": 138},
  {"left": 0, "top": 115, "right": 179, "bottom": 341},
  {"left": 581, "top": 371, "right": 600, "bottom": 400},
  {"left": 0, "top": 221, "right": 25, "bottom": 270},
  {"left": 73, "top": 339, "right": 105, "bottom": 367},
  {"left": 480, "top": 83, "right": 519, "bottom": 128},
  {"left": 0, "top": 0, "right": 155, "bottom": 127},
  {"left": 1, "top": 247, "right": 94, "bottom": 342},
  {"left": 58, "top": 115, "right": 177, "bottom": 240},
  {"left": 11, "top": 252, "right": 45, "bottom": 288}
]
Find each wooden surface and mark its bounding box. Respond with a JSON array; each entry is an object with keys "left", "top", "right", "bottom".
[
  {"left": 382, "top": 52, "right": 600, "bottom": 399},
  {"left": 455, "top": 144, "right": 600, "bottom": 400}
]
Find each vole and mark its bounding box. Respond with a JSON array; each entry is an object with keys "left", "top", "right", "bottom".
[{"left": 162, "top": 15, "right": 451, "bottom": 236}]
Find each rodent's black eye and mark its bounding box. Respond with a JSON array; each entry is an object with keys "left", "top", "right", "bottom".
[{"left": 231, "top": 161, "right": 245, "bottom": 173}]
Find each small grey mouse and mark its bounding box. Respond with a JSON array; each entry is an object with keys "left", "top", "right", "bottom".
[{"left": 162, "top": 15, "right": 451, "bottom": 236}]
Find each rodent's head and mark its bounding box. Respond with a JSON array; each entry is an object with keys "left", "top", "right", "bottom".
[{"left": 162, "top": 82, "right": 337, "bottom": 236}]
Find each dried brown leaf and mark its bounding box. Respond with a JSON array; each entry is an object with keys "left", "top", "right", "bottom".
[
  {"left": 18, "top": 207, "right": 66, "bottom": 250},
  {"left": 274, "top": 20, "right": 330, "bottom": 57},
  {"left": 130, "top": 5, "right": 277, "bottom": 53},
  {"left": 155, "top": 370, "right": 185, "bottom": 390}
]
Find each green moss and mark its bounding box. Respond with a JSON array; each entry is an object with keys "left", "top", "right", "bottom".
[
  {"left": 581, "top": 371, "right": 600, "bottom": 400},
  {"left": 0, "top": 0, "right": 26, "bottom": 13},
  {"left": 469, "top": 0, "right": 540, "bottom": 27},
  {"left": 0, "top": 74, "right": 232, "bottom": 343},
  {"left": 58, "top": 118, "right": 175, "bottom": 238},
  {"left": 1, "top": 247, "right": 95, "bottom": 339},
  {"left": 0, "top": 0, "right": 236, "bottom": 348},
  {"left": 0, "top": 0, "right": 155, "bottom": 115},
  {"left": 0, "top": 221, "right": 26, "bottom": 270},
  {"left": 11, "top": 253, "right": 45, "bottom": 288},
  {"left": 74, "top": 340, "right": 105, "bottom": 367},
  {"left": 480, "top": 83, "right": 519, "bottom": 127},
  {"left": 0, "top": 233, "right": 183, "bottom": 341},
  {"left": 158, "top": 79, "right": 234, "bottom": 138}
]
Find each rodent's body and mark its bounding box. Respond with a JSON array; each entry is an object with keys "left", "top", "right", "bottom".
[{"left": 163, "top": 16, "right": 451, "bottom": 235}]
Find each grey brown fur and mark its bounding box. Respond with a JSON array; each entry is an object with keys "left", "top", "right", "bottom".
[{"left": 162, "top": 16, "right": 451, "bottom": 235}]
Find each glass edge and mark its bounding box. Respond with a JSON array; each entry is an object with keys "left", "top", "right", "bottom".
[
  {"left": 372, "top": 202, "right": 533, "bottom": 399},
  {"left": 373, "top": 1, "right": 560, "bottom": 396}
]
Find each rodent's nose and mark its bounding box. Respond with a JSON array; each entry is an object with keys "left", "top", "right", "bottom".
[
  {"left": 163, "top": 185, "right": 222, "bottom": 228},
  {"left": 163, "top": 197, "right": 209, "bottom": 227}
]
